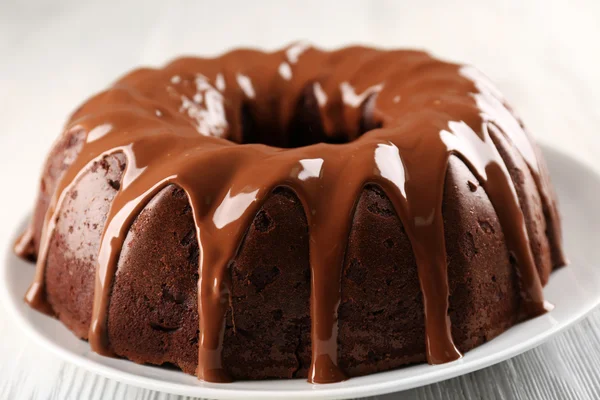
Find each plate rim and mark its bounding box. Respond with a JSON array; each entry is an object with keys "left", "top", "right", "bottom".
[{"left": 2, "top": 145, "right": 600, "bottom": 400}]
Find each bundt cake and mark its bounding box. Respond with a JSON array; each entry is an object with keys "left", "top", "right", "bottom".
[{"left": 15, "top": 43, "right": 566, "bottom": 383}]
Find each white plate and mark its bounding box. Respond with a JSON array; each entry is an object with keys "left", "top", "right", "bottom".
[{"left": 2, "top": 145, "right": 600, "bottom": 400}]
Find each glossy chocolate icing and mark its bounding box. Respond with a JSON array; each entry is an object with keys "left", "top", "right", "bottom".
[{"left": 16, "top": 44, "right": 564, "bottom": 383}]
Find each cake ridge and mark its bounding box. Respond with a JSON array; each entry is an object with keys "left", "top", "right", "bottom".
[{"left": 16, "top": 44, "right": 563, "bottom": 384}]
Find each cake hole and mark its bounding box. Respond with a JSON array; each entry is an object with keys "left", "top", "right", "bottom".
[
  {"left": 303, "top": 268, "right": 311, "bottom": 284},
  {"left": 254, "top": 210, "right": 273, "bottom": 232},
  {"left": 187, "top": 245, "right": 200, "bottom": 264},
  {"left": 162, "top": 283, "right": 185, "bottom": 304},
  {"left": 172, "top": 187, "right": 187, "bottom": 198},
  {"left": 240, "top": 102, "right": 263, "bottom": 145},
  {"left": 159, "top": 362, "right": 181, "bottom": 371},
  {"left": 467, "top": 180, "right": 478, "bottom": 192},
  {"left": 150, "top": 322, "right": 180, "bottom": 333},
  {"left": 190, "top": 330, "right": 199, "bottom": 346},
  {"left": 236, "top": 327, "right": 254, "bottom": 339},
  {"left": 249, "top": 266, "right": 280, "bottom": 292},
  {"left": 367, "top": 350, "right": 382, "bottom": 362},
  {"left": 235, "top": 83, "right": 381, "bottom": 148},
  {"left": 367, "top": 202, "right": 394, "bottom": 217},
  {"left": 180, "top": 229, "right": 196, "bottom": 246},
  {"left": 465, "top": 231, "right": 478, "bottom": 259},
  {"left": 478, "top": 220, "right": 495, "bottom": 234},
  {"left": 179, "top": 203, "right": 192, "bottom": 216},
  {"left": 272, "top": 309, "right": 284, "bottom": 321},
  {"left": 345, "top": 258, "right": 367, "bottom": 285},
  {"left": 107, "top": 179, "right": 121, "bottom": 191}
]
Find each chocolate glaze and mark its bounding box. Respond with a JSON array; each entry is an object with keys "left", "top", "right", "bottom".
[{"left": 16, "top": 44, "right": 564, "bottom": 383}]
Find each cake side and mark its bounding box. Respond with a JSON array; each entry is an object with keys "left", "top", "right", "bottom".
[
  {"left": 15, "top": 45, "right": 567, "bottom": 382},
  {"left": 31, "top": 151, "right": 541, "bottom": 379}
]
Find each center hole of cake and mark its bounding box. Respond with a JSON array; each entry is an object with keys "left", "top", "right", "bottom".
[{"left": 237, "top": 88, "right": 381, "bottom": 148}]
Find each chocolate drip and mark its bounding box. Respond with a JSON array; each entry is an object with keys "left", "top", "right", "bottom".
[{"left": 17, "top": 44, "right": 563, "bottom": 383}]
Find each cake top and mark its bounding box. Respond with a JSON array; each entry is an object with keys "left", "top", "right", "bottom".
[{"left": 19, "top": 43, "right": 560, "bottom": 383}]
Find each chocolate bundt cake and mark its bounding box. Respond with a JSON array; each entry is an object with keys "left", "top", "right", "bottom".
[{"left": 15, "top": 43, "right": 566, "bottom": 383}]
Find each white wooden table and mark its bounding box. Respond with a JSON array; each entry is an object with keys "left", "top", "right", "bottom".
[{"left": 1, "top": 1, "right": 599, "bottom": 398}]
